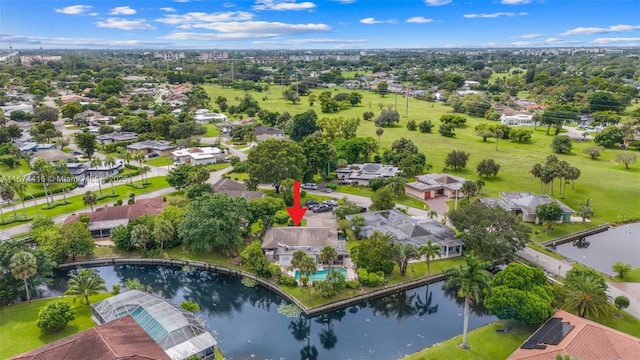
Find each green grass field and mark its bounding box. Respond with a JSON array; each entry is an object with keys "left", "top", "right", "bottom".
[
  {"left": 0, "top": 293, "right": 112, "bottom": 359},
  {"left": 403, "top": 321, "right": 534, "bottom": 360},
  {"left": 0, "top": 177, "right": 168, "bottom": 230},
  {"left": 203, "top": 84, "right": 640, "bottom": 225},
  {"left": 145, "top": 155, "right": 173, "bottom": 167},
  {"left": 204, "top": 124, "right": 221, "bottom": 137},
  {"left": 612, "top": 266, "right": 640, "bottom": 283}
]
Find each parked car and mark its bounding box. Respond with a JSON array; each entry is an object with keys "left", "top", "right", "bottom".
[
  {"left": 338, "top": 179, "right": 354, "bottom": 185},
  {"left": 323, "top": 200, "right": 338, "bottom": 207},
  {"left": 313, "top": 204, "right": 332, "bottom": 213},
  {"left": 320, "top": 187, "right": 333, "bottom": 193},
  {"left": 147, "top": 152, "right": 160, "bottom": 158},
  {"left": 71, "top": 150, "right": 83, "bottom": 156},
  {"left": 301, "top": 183, "right": 318, "bottom": 190},
  {"left": 305, "top": 200, "right": 319, "bottom": 209}
]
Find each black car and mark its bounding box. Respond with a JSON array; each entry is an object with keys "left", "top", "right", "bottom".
[
  {"left": 313, "top": 204, "right": 332, "bottom": 213},
  {"left": 305, "top": 200, "right": 319, "bottom": 209}
]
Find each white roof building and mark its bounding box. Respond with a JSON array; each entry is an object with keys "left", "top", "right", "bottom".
[
  {"left": 501, "top": 113, "right": 535, "bottom": 126},
  {"left": 193, "top": 109, "right": 228, "bottom": 124},
  {"left": 172, "top": 147, "right": 225, "bottom": 165}
]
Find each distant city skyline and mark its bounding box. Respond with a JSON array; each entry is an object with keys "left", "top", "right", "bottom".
[{"left": 1, "top": 0, "right": 639, "bottom": 50}]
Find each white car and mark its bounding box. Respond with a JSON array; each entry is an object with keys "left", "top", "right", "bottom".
[{"left": 301, "top": 183, "right": 318, "bottom": 190}]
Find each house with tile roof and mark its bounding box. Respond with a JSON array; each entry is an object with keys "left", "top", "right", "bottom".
[
  {"left": 212, "top": 178, "right": 265, "bottom": 201},
  {"left": 479, "top": 192, "right": 574, "bottom": 224},
  {"left": 63, "top": 197, "right": 166, "bottom": 238},
  {"left": 508, "top": 310, "right": 640, "bottom": 360},
  {"left": 126, "top": 140, "right": 176, "bottom": 156},
  {"left": 10, "top": 315, "right": 170, "bottom": 360},
  {"left": 405, "top": 173, "right": 467, "bottom": 200},
  {"left": 262, "top": 226, "right": 348, "bottom": 267}
]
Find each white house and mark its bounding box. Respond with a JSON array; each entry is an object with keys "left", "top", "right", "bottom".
[
  {"left": 172, "top": 147, "right": 225, "bottom": 165},
  {"left": 193, "top": 109, "right": 228, "bottom": 124},
  {"left": 500, "top": 113, "right": 535, "bottom": 126},
  {"left": 336, "top": 163, "right": 400, "bottom": 185}
]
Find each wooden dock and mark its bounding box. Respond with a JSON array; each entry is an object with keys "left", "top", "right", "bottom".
[
  {"left": 58, "top": 257, "right": 445, "bottom": 316},
  {"left": 541, "top": 223, "right": 611, "bottom": 247}
]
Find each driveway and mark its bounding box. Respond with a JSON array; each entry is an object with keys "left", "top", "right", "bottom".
[{"left": 425, "top": 196, "right": 449, "bottom": 217}]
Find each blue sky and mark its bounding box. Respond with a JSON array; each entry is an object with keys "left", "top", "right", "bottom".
[{"left": 1, "top": 0, "right": 639, "bottom": 49}]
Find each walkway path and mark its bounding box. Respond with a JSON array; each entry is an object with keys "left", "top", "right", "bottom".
[{"left": 517, "top": 246, "right": 640, "bottom": 319}]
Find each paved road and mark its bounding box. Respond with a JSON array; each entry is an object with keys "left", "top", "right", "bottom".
[{"left": 518, "top": 246, "right": 640, "bottom": 319}]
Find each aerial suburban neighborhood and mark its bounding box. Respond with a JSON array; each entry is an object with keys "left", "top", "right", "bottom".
[{"left": 0, "top": 1, "right": 639, "bottom": 359}]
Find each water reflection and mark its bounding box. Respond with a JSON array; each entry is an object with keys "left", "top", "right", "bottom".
[{"left": 48, "top": 265, "right": 495, "bottom": 359}]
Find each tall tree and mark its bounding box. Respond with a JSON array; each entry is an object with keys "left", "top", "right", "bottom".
[
  {"left": 448, "top": 202, "right": 530, "bottom": 261},
  {"left": 54, "top": 160, "right": 72, "bottom": 203},
  {"left": 351, "top": 231, "right": 395, "bottom": 274},
  {"left": 246, "top": 139, "right": 305, "bottom": 193},
  {"left": 64, "top": 268, "right": 107, "bottom": 305},
  {"left": 386, "top": 176, "right": 407, "bottom": 198},
  {"left": 82, "top": 191, "right": 97, "bottom": 212},
  {"left": 298, "top": 255, "right": 317, "bottom": 301},
  {"left": 153, "top": 217, "right": 174, "bottom": 255},
  {"left": 62, "top": 223, "right": 95, "bottom": 261},
  {"left": 10, "top": 251, "right": 38, "bottom": 304},
  {"left": 375, "top": 127, "right": 384, "bottom": 148},
  {"left": 74, "top": 132, "right": 97, "bottom": 161},
  {"left": 562, "top": 273, "right": 612, "bottom": 320},
  {"left": 289, "top": 109, "right": 319, "bottom": 142},
  {"left": 32, "top": 157, "right": 55, "bottom": 205},
  {"left": 445, "top": 150, "right": 470, "bottom": 170},
  {"left": 104, "top": 155, "right": 117, "bottom": 195},
  {"left": 419, "top": 240, "right": 442, "bottom": 274},
  {"left": 576, "top": 198, "right": 594, "bottom": 224},
  {"left": 442, "top": 251, "right": 492, "bottom": 349},
  {"left": 319, "top": 246, "right": 338, "bottom": 270},
  {"left": 391, "top": 243, "right": 419, "bottom": 276}
]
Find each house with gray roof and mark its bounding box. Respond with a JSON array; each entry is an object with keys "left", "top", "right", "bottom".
[
  {"left": 346, "top": 209, "right": 463, "bottom": 258},
  {"left": 336, "top": 163, "right": 400, "bottom": 185},
  {"left": 479, "top": 192, "right": 574, "bottom": 224},
  {"left": 262, "top": 226, "right": 348, "bottom": 267},
  {"left": 406, "top": 173, "right": 467, "bottom": 200},
  {"left": 96, "top": 131, "right": 138, "bottom": 144},
  {"left": 126, "top": 140, "right": 176, "bottom": 156}
]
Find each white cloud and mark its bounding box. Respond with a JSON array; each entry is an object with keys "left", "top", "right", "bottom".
[
  {"left": 156, "top": 11, "right": 255, "bottom": 26},
  {"left": 510, "top": 41, "right": 534, "bottom": 46},
  {"left": 545, "top": 37, "right": 565, "bottom": 43},
  {"left": 223, "top": 2, "right": 236, "bottom": 7},
  {"left": 561, "top": 24, "right": 640, "bottom": 36},
  {"left": 592, "top": 37, "right": 640, "bottom": 44},
  {"left": 253, "top": 0, "right": 317, "bottom": 11},
  {"left": 163, "top": 21, "right": 330, "bottom": 39},
  {"left": 0, "top": 34, "right": 170, "bottom": 48},
  {"left": 253, "top": 37, "right": 367, "bottom": 45},
  {"left": 54, "top": 5, "right": 92, "bottom": 15},
  {"left": 406, "top": 17, "right": 434, "bottom": 23},
  {"left": 97, "top": 18, "right": 157, "bottom": 30},
  {"left": 160, "top": 7, "right": 176, "bottom": 12},
  {"left": 110, "top": 6, "right": 136, "bottom": 15},
  {"left": 360, "top": 17, "right": 381, "bottom": 24},
  {"left": 464, "top": 12, "right": 527, "bottom": 19},
  {"left": 501, "top": 0, "right": 530, "bottom": 4},
  {"left": 520, "top": 33, "right": 541, "bottom": 38},
  {"left": 425, "top": 0, "right": 452, "bottom": 5}
]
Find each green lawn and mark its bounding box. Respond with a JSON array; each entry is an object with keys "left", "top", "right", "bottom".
[
  {"left": 203, "top": 84, "right": 640, "bottom": 225},
  {"left": 145, "top": 155, "right": 173, "bottom": 167},
  {"left": 204, "top": 124, "right": 221, "bottom": 137},
  {"left": 334, "top": 185, "right": 430, "bottom": 210},
  {"left": 612, "top": 266, "right": 640, "bottom": 282},
  {"left": 0, "top": 293, "right": 112, "bottom": 359},
  {"left": 402, "top": 321, "right": 534, "bottom": 360},
  {"left": 204, "top": 163, "right": 231, "bottom": 171},
  {"left": 0, "top": 177, "right": 169, "bottom": 230},
  {"left": 599, "top": 310, "right": 640, "bottom": 338}
]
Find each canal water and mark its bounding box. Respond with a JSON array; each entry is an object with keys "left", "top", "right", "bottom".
[
  {"left": 554, "top": 223, "right": 640, "bottom": 276},
  {"left": 48, "top": 265, "right": 496, "bottom": 360}
]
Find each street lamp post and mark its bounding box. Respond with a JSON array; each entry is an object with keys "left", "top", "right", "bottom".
[{"left": 455, "top": 189, "right": 459, "bottom": 210}]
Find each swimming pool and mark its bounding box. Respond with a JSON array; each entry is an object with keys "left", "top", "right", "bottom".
[{"left": 295, "top": 267, "right": 349, "bottom": 281}]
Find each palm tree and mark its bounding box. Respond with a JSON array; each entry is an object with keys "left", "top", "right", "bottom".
[
  {"left": 392, "top": 243, "right": 419, "bottom": 275},
  {"left": 442, "top": 251, "right": 492, "bottom": 349},
  {"left": 288, "top": 250, "right": 307, "bottom": 271},
  {"left": 64, "top": 268, "right": 107, "bottom": 305},
  {"left": 140, "top": 165, "right": 151, "bottom": 185},
  {"left": 349, "top": 214, "right": 365, "bottom": 239},
  {"left": 104, "top": 155, "right": 117, "bottom": 195},
  {"left": 419, "top": 240, "right": 442, "bottom": 274},
  {"left": 131, "top": 224, "right": 152, "bottom": 251},
  {"left": 11, "top": 177, "right": 28, "bottom": 219},
  {"left": 0, "top": 177, "right": 15, "bottom": 220},
  {"left": 530, "top": 163, "right": 544, "bottom": 193},
  {"left": 82, "top": 191, "right": 97, "bottom": 212},
  {"left": 119, "top": 150, "right": 134, "bottom": 184},
  {"left": 562, "top": 274, "right": 612, "bottom": 320},
  {"left": 10, "top": 251, "right": 38, "bottom": 304},
  {"left": 319, "top": 246, "right": 338, "bottom": 270},
  {"left": 298, "top": 255, "right": 317, "bottom": 301},
  {"left": 90, "top": 157, "right": 103, "bottom": 195},
  {"left": 576, "top": 198, "right": 593, "bottom": 224},
  {"left": 376, "top": 127, "right": 384, "bottom": 148},
  {"left": 386, "top": 176, "right": 407, "bottom": 198},
  {"left": 32, "top": 158, "right": 55, "bottom": 205},
  {"left": 54, "top": 160, "right": 71, "bottom": 204},
  {"left": 135, "top": 150, "right": 145, "bottom": 166},
  {"left": 153, "top": 217, "right": 174, "bottom": 256}
]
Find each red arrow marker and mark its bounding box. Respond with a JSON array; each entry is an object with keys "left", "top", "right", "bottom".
[{"left": 287, "top": 180, "right": 307, "bottom": 226}]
